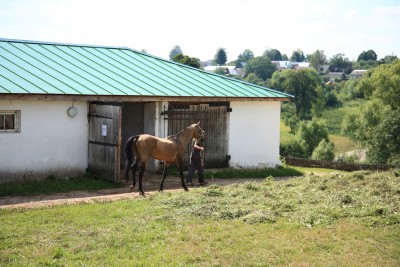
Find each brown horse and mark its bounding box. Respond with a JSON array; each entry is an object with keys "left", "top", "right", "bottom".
[{"left": 124, "top": 122, "right": 205, "bottom": 196}]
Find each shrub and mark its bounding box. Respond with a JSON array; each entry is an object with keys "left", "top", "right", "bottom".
[
  {"left": 311, "top": 139, "right": 335, "bottom": 161},
  {"left": 280, "top": 139, "right": 308, "bottom": 158},
  {"left": 297, "top": 119, "right": 330, "bottom": 156}
]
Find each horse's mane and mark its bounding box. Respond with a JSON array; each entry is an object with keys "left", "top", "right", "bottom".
[{"left": 174, "top": 124, "right": 194, "bottom": 137}]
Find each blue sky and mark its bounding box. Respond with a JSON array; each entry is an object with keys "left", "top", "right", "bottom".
[{"left": 0, "top": 0, "right": 399, "bottom": 62}]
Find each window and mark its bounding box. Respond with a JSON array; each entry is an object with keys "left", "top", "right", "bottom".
[{"left": 0, "top": 111, "right": 21, "bottom": 132}]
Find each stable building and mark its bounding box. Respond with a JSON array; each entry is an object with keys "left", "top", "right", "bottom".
[{"left": 0, "top": 38, "right": 292, "bottom": 183}]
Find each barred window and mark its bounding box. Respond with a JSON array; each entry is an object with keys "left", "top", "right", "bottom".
[{"left": 0, "top": 111, "right": 21, "bottom": 132}]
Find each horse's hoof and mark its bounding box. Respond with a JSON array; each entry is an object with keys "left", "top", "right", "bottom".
[
  {"left": 184, "top": 187, "right": 189, "bottom": 191},
  {"left": 139, "top": 191, "right": 145, "bottom": 196}
]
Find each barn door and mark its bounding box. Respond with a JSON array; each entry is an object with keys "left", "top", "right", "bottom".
[
  {"left": 88, "top": 102, "right": 122, "bottom": 182},
  {"left": 163, "top": 102, "right": 229, "bottom": 168}
]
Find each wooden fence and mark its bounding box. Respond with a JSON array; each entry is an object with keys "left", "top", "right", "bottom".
[{"left": 284, "top": 157, "right": 395, "bottom": 172}]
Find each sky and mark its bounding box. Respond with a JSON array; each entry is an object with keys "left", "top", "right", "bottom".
[{"left": 0, "top": 0, "right": 399, "bottom": 62}]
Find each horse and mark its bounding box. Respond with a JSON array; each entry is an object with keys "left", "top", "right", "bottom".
[{"left": 124, "top": 122, "right": 205, "bottom": 196}]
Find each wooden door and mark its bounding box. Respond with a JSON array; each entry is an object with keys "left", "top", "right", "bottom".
[
  {"left": 163, "top": 102, "right": 229, "bottom": 168},
  {"left": 88, "top": 102, "right": 122, "bottom": 182}
]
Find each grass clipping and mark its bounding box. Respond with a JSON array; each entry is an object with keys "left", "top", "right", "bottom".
[{"left": 154, "top": 169, "right": 400, "bottom": 227}]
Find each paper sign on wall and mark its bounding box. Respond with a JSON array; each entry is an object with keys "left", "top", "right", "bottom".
[{"left": 102, "top": 125, "right": 107, "bottom": 136}]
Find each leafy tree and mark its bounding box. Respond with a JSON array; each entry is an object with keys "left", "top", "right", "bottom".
[
  {"left": 172, "top": 53, "right": 200, "bottom": 68},
  {"left": 281, "top": 54, "right": 289, "bottom": 60},
  {"left": 338, "top": 79, "right": 363, "bottom": 101},
  {"left": 237, "top": 49, "right": 254, "bottom": 63},
  {"left": 169, "top": 45, "right": 183, "bottom": 60},
  {"left": 342, "top": 60, "right": 400, "bottom": 163},
  {"left": 297, "top": 119, "right": 330, "bottom": 156},
  {"left": 352, "top": 60, "right": 378, "bottom": 70},
  {"left": 263, "top": 49, "right": 282, "bottom": 61},
  {"left": 329, "top": 53, "right": 352, "bottom": 74},
  {"left": 307, "top": 49, "right": 327, "bottom": 70},
  {"left": 290, "top": 49, "right": 305, "bottom": 62},
  {"left": 311, "top": 86, "right": 326, "bottom": 117},
  {"left": 214, "top": 48, "right": 227, "bottom": 65},
  {"left": 245, "top": 73, "right": 265, "bottom": 86},
  {"left": 357, "top": 50, "right": 377, "bottom": 62},
  {"left": 244, "top": 56, "right": 276, "bottom": 81},
  {"left": 270, "top": 68, "right": 320, "bottom": 119},
  {"left": 311, "top": 139, "right": 335, "bottom": 161},
  {"left": 379, "top": 54, "right": 398, "bottom": 64}
]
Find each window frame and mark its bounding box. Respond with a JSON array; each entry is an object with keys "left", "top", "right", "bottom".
[{"left": 0, "top": 110, "right": 21, "bottom": 133}]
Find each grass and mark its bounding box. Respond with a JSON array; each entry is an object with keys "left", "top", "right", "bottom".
[
  {"left": 330, "top": 134, "right": 360, "bottom": 154},
  {"left": 0, "top": 173, "right": 124, "bottom": 197},
  {"left": 1, "top": 169, "right": 399, "bottom": 266},
  {"left": 280, "top": 120, "right": 294, "bottom": 145}
]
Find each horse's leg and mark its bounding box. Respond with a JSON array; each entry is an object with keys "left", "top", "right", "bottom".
[
  {"left": 129, "top": 159, "right": 138, "bottom": 191},
  {"left": 159, "top": 163, "right": 169, "bottom": 192},
  {"left": 138, "top": 161, "right": 146, "bottom": 196},
  {"left": 178, "top": 160, "right": 189, "bottom": 191}
]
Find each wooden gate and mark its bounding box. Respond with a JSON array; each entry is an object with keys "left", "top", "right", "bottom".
[
  {"left": 88, "top": 102, "right": 122, "bottom": 182},
  {"left": 162, "top": 102, "right": 230, "bottom": 168}
]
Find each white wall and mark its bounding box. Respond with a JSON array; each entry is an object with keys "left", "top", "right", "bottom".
[
  {"left": 0, "top": 100, "right": 88, "bottom": 182},
  {"left": 228, "top": 101, "right": 282, "bottom": 168}
]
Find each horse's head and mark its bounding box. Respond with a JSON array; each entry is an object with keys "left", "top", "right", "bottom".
[{"left": 191, "top": 121, "right": 205, "bottom": 140}]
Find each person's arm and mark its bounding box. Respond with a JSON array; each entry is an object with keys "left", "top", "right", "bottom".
[{"left": 193, "top": 143, "right": 204, "bottom": 151}]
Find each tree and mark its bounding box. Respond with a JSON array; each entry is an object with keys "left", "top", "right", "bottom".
[
  {"left": 290, "top": 49, "right": 305, "bottom": 62},
  {"left": 379, "top": 54, "right": 398, "bottom": 64},
  {"left": 297, "top": 119, "right": 330, "bottom": 156},
  {"left": 172, "top": 53, "right": 200, "bottom": 68},
  {"left": 238, "top": 49, "right": 254, "bottom": 63},
  {"left": 329, "top": 53, "right": 352, "bottom": 74},
  {"left": 235, "top": 49, "right": 254, "bottom": 68},
  {"left": 214, "top": 48, "right": 227, "bottom": 65},
  {"left": 263, "top": 49, "right": 282, "bottom": 61},
  {"left": 307, "top": 49, "right": 327, "bottom": 71},
  {"left": 357, "top": 49, "right": 377, "bottom": 62},
  {"left": 311, "top": 139, "right": 335, "bottom": 160},
  {"left": 244, "top": 56, "right": 276, "bottom": 81},
  {"left": 270, "top": 68, "right": 320, "bottom": 119},
  {"left": 169, "top": 45, "right": 183, "bottom": 60},
  {"left": 245, "top": 73, "right": 265, "bottom": 86},
  {"left": 342, "top": 60, "right": 400, "bottom": 163}
]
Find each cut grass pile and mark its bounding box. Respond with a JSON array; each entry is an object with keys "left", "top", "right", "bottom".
[
  {"left": 1, "top": 169, "right": 399, "bottom": 266},
  {"left": 159, "top": 169, "right": 400, "bottom": 227}
]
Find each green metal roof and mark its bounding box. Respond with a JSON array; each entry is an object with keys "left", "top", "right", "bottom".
[{"left": 0, "top": 38, "right": 292, "bottom": 99}]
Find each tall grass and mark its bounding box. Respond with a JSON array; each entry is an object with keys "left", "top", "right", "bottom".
[{"left": 1, "top": 169, "right": 399, "bottom": 266}]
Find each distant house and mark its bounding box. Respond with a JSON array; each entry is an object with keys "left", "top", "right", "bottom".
[
  {"left": 318, "top": 65, "right": 330, "bottom": 75},
  {"left": 350, "top": 69, "right": 367, "bottom": 79},
  {"left": 295, "top": 62, "right": 311, "bottom": 69},
  {"left": 327, "top": 72, "right": 346, "bottom": 81},
  {"left": 203, "top": 65, "right": 243, "bottom": 76},
  {"left": 271, "top": 61, "right": 292, "bottom": 70},
  {"left": 0, "top": 38, "right": 292, "bottom": 183}
]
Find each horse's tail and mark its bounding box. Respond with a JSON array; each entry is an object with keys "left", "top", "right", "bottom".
[{"left": 124, "top": 135, "right": 140, "bottom": 182}]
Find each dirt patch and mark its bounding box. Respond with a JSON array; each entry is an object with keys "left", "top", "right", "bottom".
[{"left": 0, "top": 173, "right": 283, "bottom": 210}]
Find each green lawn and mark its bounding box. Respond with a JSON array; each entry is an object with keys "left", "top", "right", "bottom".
[{"left": 1, "top": 169, "right": 399, "bottom": 266}]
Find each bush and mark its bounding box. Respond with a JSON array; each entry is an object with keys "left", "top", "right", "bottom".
[
  {"left": 311, "top": 139, "right": 335, "bottom": 161},
  {"left": 280, "top": 139, "right": 308, "bottom": 158},
  {"left": 297, "top": 119, "right": 330, "bottom": 156}
]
